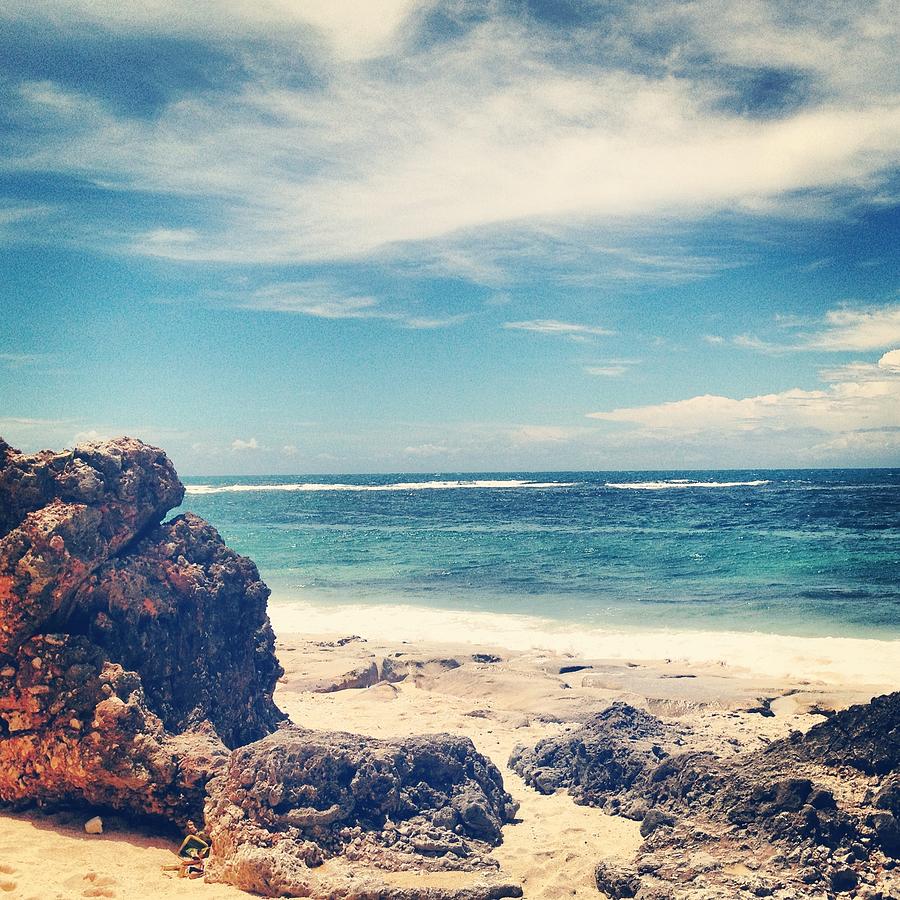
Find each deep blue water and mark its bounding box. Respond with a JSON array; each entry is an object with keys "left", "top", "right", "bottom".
[{"left": 176, "top": 470, "right": 900, "bottom": 639}]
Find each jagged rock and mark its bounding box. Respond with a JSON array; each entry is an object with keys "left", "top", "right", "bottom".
[
  {"left": 0, "top": 633, "right": 227, "bottom": 826},
  {"left": 508, "top": 702, "right": 674, "bottom": 814},
  {"left": 0, "top": 437, "right": 183, "bottom": 655},
  {"left": 515, "top": 694, "right": 900, "bottom": 899},
  {"left": 69, "top": 512, "right": 283, "bottom": 747},
  {"left": 313, "top": 656, "right": 462, "bottom": 694},
  {"left": 0, "top": 437, "right": 523, "bottom": 896},
  {"left": 774, "top": 691, "right": 900, "bottom": 776},
  {"left": 594, "top": 860, "right": 642, "bottom": 898},
  {"left": 0, "top": 437, "right": 282, "bottom": 826},
  {"left": 204, "top": 726, "right": 520, "bottom": 897}
]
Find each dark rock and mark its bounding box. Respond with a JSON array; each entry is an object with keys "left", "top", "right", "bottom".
[
  {"left": 639, "top": 809, "right": 675, "bottom": 837},
  {"left": 0, "top": 437, "right": 282, "bottom": 826},
  {"left": 508, "top": 702, "right": 672, "bottom": 810},
  {"left": 204, "top": 726, "right": 520, "bottom": 894},
  {"left": 514, "top": 692, "right": 900, "bottom": 900},
  {"left": 69, "top": 513, "right": 283, "bottom": 747},
  {"left": 594, "top": 859, "right": 641, "bottom": 898},
  {"left": 0, "top": 633, "right": 227, "bottom": 826},
  {"left": 871, "top": 811, "right": 900, "bottom": 858},
  {"left": 778, "top": 691, "right": 900, "bottom": 775},
  {"left": 830, "top": 868, "right": 858, "bottom": 892}
]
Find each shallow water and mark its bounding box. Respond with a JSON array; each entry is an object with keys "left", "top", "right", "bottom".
[{"left": 177, "top": 469, "right": 900, "bottom": 640}]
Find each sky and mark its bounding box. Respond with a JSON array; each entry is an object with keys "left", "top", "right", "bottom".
[{"left": 1, "top": 0, "right": 899, "bottom": 474}]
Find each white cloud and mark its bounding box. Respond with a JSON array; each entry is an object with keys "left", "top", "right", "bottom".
[
  {"left": 804, "top": 304, "right": 900, "bottom": 350},
  {"left": 584, "top": 359, "right": 639, "bottom": 377},
  {"left": 72, "top": 429, "right": 109, "bottom": 445},
  {"left": 4, "top": 4, "right": 899, "bottom": 267},
  {"left": 403, "top": 443, "right": 451, "bottom": 457},
  {"left": 2, "top": 1, "right": 429, "bottom": 61},
  {"left": 504, "top": 320, "right": 614, "bottom": 337},
  {"left": 880, "top": 348, "right": 900, "bottom": 369},
  {"left": 722, "top": 303, "right": 900, "bottom": 354},
  {"left": 588, "top": 352, "right": 900, "bottom": 436},
  {"left": 231, "top": 437, "right": 260, "bottom": 451}
]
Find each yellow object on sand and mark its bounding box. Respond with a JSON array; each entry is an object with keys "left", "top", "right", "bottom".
[{"left": 163, "top": 832, "right": 211, "bottom": 879}]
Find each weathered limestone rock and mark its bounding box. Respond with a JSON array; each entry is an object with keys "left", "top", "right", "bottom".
[
  {"left": 0, "top": 633, "right": 228, "bottom": 826},
  {"left": 775, "top": 690, "right": 900, "bottom": 776},
  {"left": 0, "top": 437, "right": 183, "bottom": 655},
  {"left": 70, "top": 512, "right": 283, "bottom": 747},
  {"left": 0, "top": 437, "right": 282, "bottom": 825},
  {"left": 508, "top": 702, "right": 675, "bottom": 815},
  {"left": 0, "top": 437, "right": 522, "bottom": 897},
  {"left": 513, "top": 694, "right": 900, "bottom": 899},
  {"left": 204, "top": 726, "right": 520, "bottom": 896}
]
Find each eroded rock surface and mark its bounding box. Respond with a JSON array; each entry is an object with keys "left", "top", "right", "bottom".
[
  {"left": 513, "top": 695, "right": 900, "bottom": 899},
  {"left": 205, "top": 726, "right": 521, "bottom": 897},
  {"left": 509, "top": 702, "right": 678, "bottom": 816},
  {"left": 0, "top": 437, "right": 283, "bottom": 826},
  {"left": 0, "top": 437, "right": 523, "bottom": 898},
  {"left": 0, "top": 437, "right": 184, "bottom": 655},
  {"left": 70, "top": 512, "right": 282, "bottom": 747},
  {"left": 0, "top": 633, "right": 227, "bottom": 825}
]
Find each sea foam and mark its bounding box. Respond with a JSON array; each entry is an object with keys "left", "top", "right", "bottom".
[
  {"left": 605, "top": 479, "right": 771, "bottom": 490},
  {"left": 185, "top": 479, "right": 578, "bottom": 495}
]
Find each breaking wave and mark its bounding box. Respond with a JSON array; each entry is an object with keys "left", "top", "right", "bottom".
[
  {"left": 605, "top": 479, "right": 771, "bottom": 490},
  {"left": 185, "top": 479, "right": 578, "bottom": 495}
]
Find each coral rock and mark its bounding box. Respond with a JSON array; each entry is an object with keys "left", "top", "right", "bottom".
[{"left": 204, "top": 726, "right": 520, "bottom": 897}]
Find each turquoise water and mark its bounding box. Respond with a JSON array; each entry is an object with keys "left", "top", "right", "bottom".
[{"left": 176, "top": 470, "right": 900, "bottom": 640}]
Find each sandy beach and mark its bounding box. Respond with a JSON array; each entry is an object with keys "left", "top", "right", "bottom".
[{"left": 2, "top": 602, "right": 896, "bottom": 900}]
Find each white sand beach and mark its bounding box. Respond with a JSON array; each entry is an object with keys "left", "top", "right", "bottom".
[{"left": 2, "top": 603, "right": 896, "bottom": 899}]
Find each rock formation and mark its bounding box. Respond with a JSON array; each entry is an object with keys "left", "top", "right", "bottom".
[
  {"left": 0, "top": 437, "right": 283, "bottom": 827},
  {"left": 511, "top": 695, "right": 900, "bottom": 898},
  {"left": 204, "top": 727, "right": 521, "bottom": 898},
  {"left": 0, "top": 437, "right": 521, "bottom": 898}
]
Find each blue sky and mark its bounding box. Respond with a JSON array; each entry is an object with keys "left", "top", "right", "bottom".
[{"left": 1, "top": 0, "right": 899, "bottom": 473}]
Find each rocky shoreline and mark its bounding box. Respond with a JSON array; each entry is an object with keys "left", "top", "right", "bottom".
[{"left": 0, "top": 437, "right": 897, "bottom": 899}]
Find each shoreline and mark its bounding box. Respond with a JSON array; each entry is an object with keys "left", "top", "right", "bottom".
[
  {"left": 268, "top": 597, "right": 900, "bottom": 688},
  {"left": 2, "top": 607, "right": 896, "bottom": 898}
]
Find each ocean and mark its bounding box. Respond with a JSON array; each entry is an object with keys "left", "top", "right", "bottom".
[{"left": 176, "top": 469, "right": 900, "bottom": 642}]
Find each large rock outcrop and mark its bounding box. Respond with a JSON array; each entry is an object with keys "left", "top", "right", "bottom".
[
  {"left": 69, "top": 512, "right": 282, "bottom": 747},
  {"left": 0, "top": 437, "right": 284, "bottom": 825},
  {"left": 0, "top": 438, "right": 184, "bottom": 655},
  {"left": 512, "top": 695, "right": 900, "bottom": 899},
  {"left": 0, "top": 437, "right": 521, "bottom": 898}
]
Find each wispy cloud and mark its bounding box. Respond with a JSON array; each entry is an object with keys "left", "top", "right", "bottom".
[
  {"left": 0, "top": 352, "right": 53, "bottom": 369},
  {"left": 803, "top": 304, "right": 900, "bottom": 351},
  {"left": 583, "top": 358, "right": 640, "bottom": 378},
  {"left": 503, "top": 320, "right": 614, "bottom": 337},
  {"left": 231, "top": 437, "right": 260, "bottom": 451},
  {"left": 712, "top": 302, "right": 900, "bottom": 353},
  {"left": 221, "top": 281, "right": 467, "bottom": 329},
  {"left": 3, "top": 2, "right": 898, "bottom": 272}
]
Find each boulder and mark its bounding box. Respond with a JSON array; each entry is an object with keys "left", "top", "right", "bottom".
[
  {"left": 204, "top": 726, "right": 520, "bottom": 895},
  {"left": 70, "top": 513, "right": 283, "bottom": 747},
  {"left": 774, "top": 690, "right": 900, "bottom": 776},
  {"left": 0, "top": 633, "right": 228, "bottom": 826},
  {"left": 508, "top": 702, "right": 673, "bottom": 813}
]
